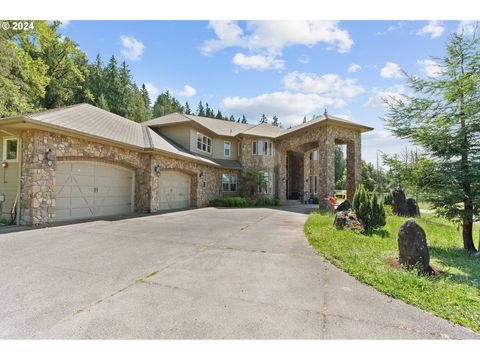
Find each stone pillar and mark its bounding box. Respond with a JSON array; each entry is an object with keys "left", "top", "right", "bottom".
[
  {"left": 318, "top": 127, "right": 336, "bottom": 207},
  {"left": 346, "top": 133, "right": 362, "bottom": 201},
  {"left": 303, "top": 152, "right": 310, "bottom": 201},
  {"left": 277, "top": 149, "right": 287, "bottom": 202}
]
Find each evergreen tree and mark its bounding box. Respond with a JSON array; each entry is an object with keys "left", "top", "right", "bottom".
[
  {"left": 196, "top": 101, "right": 206, "bottom": 116},
  {"left": 105, "top": 55, "right": 123, "bottom": 115},
  {"left": 260, "top": 114, "right": 268, "bottom": 124},
  {"left": 97, "top": 94, "right": 109, "bottom": 111},
  {"left": 385, "top": 30, "right": 480, "bottom": 252},
  {"left": 229, "top": 115, "right": 235, "bottom": 122},
  {"left": 215, "top": 110, "right": 223, "bottom": 119},
  {"left": 335, "top": 147, "right": 346, "bottom": 185},
  {"left": 303, "top": 116, "right": 307, "bottom": 123},
  {"left": 184, "top": 101, "right": 191, "bottom": 115},
  {"left": 241, "top": 115, "right": 248, "bottom": 124},
  {"left": 152, "top": 91, "right": 183, "bottom": 118},
  {"left": 272, "top": 115, "right": 280, "bottom": 127}
]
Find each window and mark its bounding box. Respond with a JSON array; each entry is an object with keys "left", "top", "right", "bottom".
[
  {"left": 309, "top": 175, "right": 318, "bottom": 194},
  {"left": 224, "top": 141, "right": 231, "bottom": 157},
  {"left": 222, "top": 174, "right": 237, "bottom": 192},
  {"left": 259, "top": 171, "right": 273, "bottom": 195},
  {"left": 253, "top": 140, "right": 274, "bottom": 156},
  {"left": 2, "top": 137, "right": 19, "bottom": 162},
  {"left": 197, "top": 132, "right": 212, "bottom": 154},
  {"left": 309, "top": 150, "right": 318, "bottom": 161}
]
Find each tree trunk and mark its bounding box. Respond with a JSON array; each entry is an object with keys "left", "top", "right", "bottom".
[{"left": 463, "top": 219, "right": 476, "bottom": 252}]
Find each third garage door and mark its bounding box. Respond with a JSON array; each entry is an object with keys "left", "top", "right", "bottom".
[{"left": 159, "top": 171, "right": 191, "bottom": 210}]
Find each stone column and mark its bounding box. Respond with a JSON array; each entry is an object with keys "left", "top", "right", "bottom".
[
  {"left": 303, "top": 152, "right": 310, "bottom": 201},
  {"left": 346, "top": 133, "right": 362, "bottom": 201},
  {"left": 318, "top": 127, "right": 336, "bottom": 207},
  {"left": 277, "top": 149, "right": 287, "bottom": 202}
]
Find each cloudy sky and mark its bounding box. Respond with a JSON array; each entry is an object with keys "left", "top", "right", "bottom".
[{"left": 58, "top": 20, "right": 476, "bottom": 164}]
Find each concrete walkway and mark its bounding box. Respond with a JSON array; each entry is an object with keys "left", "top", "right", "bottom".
[{"left": 0, "top": 206, "right": 477, "bottom": 339}]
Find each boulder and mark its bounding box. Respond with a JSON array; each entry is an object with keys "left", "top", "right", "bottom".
[
  {"left": 392, "top": 187, "right": 408, "bottom": 216},
  {"left": 336, "top": 200, "right": 352, "bottom": 212},
  {"left": 334, "top": 211, "right": 364, "bottom": 231},
  {"left": 397, "top": 219, "right": 430, "bottom": 273},
  {"left": 406, "top": 198, "right": 420, "bottom": 217}
]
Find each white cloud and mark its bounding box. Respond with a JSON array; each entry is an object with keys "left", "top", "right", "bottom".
[
  {"left": 120, "top": 35, "right": 145, "bottom": 61},
  {"left": 418, "top": 21, "right": 444, "bottom": 39},
  {"left": 347, "top": 63, "right": 361, "bottom": 73},
  {"left": 144, "top": 82, "right": 159, "bottom": 98},
  {"left": 380, "top": 62, "right": 402, "bottom": 79},
  {"left": 457, "top": 20, "right": 478, "bottom": 35},
  {"left": 232, "top": 53, "right": 284, "bottom": 70},
  {"left": 365, "top": 85, "right": 409, "bottom": 108},
  {"left": 221, "top": 91, "right": 346, "bottom": 127},
  {"left": 283, "top": 72, "right": 364, "bottom": 98},
  {"left": 376, "top": 21, "right": 405, "bottom": 35},
  {"left": 178, "top": 85, "right": 197, "bottom": 98},
  {"left": 417, "top": 59, "right": 441, "bottom": 77},
  {"left": 201, "top": 20, "right": 353, "bottom": 55},
  {"left": 298, "top": 54, "right": 310, "bottom": 64}
]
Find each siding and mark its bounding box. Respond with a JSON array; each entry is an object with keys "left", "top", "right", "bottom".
[
  {"left": 0, "top": 134, "right": 20, "bottom": 220},
  {"left": 190, "top": 128, "right": 239, "bottom": 160},
  {"left": 159, "top": 125, "right": 192, "bottom": 150}
]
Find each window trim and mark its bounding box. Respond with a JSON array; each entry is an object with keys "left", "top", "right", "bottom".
[
  {"left": 2, "top": 136, "right": 19, "bottom": 162},
  {"left": 252, "top": 140, "right": 257, "bottom": 155},
  {"left": 196, "top": 132, "right": 212, "bottom": 154},
  {"left": 224, "top": 141, "right": 231, "bottom": 158},
  {"left": 222, "top": 173, "right": 237, "bottom": 192}
]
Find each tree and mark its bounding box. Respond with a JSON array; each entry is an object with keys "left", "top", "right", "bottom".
[
  {"left": 184, "top": 101, "right": 191, "bottom": 115},
  {"left": 215, "top": 110, "right": 223, "bottom": 119},
  {"left": 384, "top": 30, "right": 480, "bottom": 252},
  {"left": 272, "top": 115, "right": 280, "bottom": 127},
  {"left": 229, "top": 115, "right": 235, "bottom": 122},
  {"left": 241, "top": 115, "right": 248, "bottom": 124},
  {"left": 335, "top": 147, "right": 346, "bottom": 185},
  {"left": 205, "top": 102, "right": 214, "bottom": 118},
  {"left": 260, "top": 114, "right": 268, "bottom": 124},
  {"left": 361, "top": 161, "right": 376, "bottom": 192},
  {"left": 153, "top": 91, "right": 183, "bottom": 118},
  {"left": 239, "top": 168, "right": 267, "bottom": 199},
  {"left": 352, "top": 185, "right": 386, "bottom": 233},
  {"left": 196, "top": 101, "right": 205, "bottom": 116}
]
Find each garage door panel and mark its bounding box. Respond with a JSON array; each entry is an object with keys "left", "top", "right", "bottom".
[
  {"left": 159, "top": 171, "right": 191, "bottom": 210},
  {"left": 55, "top": 161, "right": 134, "bottom": 222}
]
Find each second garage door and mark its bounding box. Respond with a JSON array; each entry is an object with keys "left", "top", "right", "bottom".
[
  {"left": 56, "top": 161, "right": 134, "bottom": 221},
  {"left": 159, "top": 171, "right": 191, "bottom": 210}
]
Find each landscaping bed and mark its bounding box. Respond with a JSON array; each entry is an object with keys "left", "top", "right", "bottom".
[
  {"left": 209, "top": 196, "right": 280, "bottom": 208},
  {"left": 304, "top": 211, "right": 480, "bottom": 332}
]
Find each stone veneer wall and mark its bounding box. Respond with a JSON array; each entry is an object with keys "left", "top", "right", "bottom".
[
  {"left": 19, "top": 129, "right": 234, "bottom": 225},
  {"left": 276, "top": 124, "right": 362, "bottom": 202}
]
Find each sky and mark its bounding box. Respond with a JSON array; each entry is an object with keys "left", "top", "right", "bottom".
[{"left": 57, "top": 20, "right": 477, "bottom": 164}]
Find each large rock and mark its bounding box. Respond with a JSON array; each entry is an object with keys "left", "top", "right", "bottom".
[
  {"left": 336, "top": 200, "right": 351, "bottom": 212},
  {"left": 406, "top": 198, "right": 420, "bottom": 217},
  {"left": 397, "top": 219, "right": 430, "bottom": 273},
  {"left": 392, "top": 187, "right": 408, "bottom": 216},
  {"left": 334, "top": 211, "right": 364, "bottom": 231}
]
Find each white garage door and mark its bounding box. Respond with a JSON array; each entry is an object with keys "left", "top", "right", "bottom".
[
  {"left": 56, "top": 161, "right": 134, "bottom": 221},
  {"left": 159, "top": 171, "right": 191, "bottom": 210}
]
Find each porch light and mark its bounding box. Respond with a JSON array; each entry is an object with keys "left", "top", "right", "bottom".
[
  {"left": 45, "top": 149, "right": 54, "bottom": 166},
  {"left": 154, "top": 165, "right": 161, "bottom": 176}
]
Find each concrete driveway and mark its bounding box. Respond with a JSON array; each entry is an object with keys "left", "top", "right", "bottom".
[{"left": 0, "top": 207, "right": 478, "bottom": 339}]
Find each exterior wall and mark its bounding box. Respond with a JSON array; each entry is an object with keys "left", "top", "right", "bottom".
[
  {"left": 158, "top": 125, "right": 192, "bottom": 150},
  {"left": 212, "top": 137, "right": 239, "bottom": 160},
  {"left": 19, "top": 129, "right": 149, "bottom": 225},
  {"left": 0, "top": 133, "right": 21, "bottom": 220}
]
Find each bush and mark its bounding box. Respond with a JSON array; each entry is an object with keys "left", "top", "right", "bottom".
[
  {"left": 384, "top": 193, "right": 393, "bottom": 205},
  {"left": 352, "top": 185, "right": 386, "bottom": 232},
  {"left": 209, "top": 196, "right": 280, "bottom": 208}
]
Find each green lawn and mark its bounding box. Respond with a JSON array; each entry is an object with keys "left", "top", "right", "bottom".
[{"left": 304, "top": 211, "right": 480, "bottom": 332}]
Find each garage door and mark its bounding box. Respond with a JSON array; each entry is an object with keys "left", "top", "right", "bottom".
[
  {"left": 56, "top": 162, "right": 134, "bottom": 221},
  {"left": 159, "top": 171, "right": 191, "bottom": 210}
]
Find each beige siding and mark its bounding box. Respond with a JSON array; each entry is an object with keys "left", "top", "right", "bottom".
[
  {"left": 189, "top": 128, "right": 239, "bottom": 160},
  {"left": 0, "top": 134, "right": 21, "bottom": 219},
  {"left": 159, "top": 125, "right": 192, "bottom": 150}
]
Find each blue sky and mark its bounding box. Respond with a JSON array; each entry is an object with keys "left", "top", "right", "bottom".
[{"left": 57, "top": 20, "right": 475, "bottom": 164}]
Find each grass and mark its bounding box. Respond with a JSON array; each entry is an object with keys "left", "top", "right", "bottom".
[{"left": 304, "top": 211, "right": 480, "bottom": 332}]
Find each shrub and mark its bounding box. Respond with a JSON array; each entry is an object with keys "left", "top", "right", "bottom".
[
  {"left": 384, "top": 193, "right": 393, "bottom": 205},
  {"left": 352, "top": 185, "right": 386, "bottom": 232},
  {"left": 209, "top": 196, "right": 280, "bottom": 208}
]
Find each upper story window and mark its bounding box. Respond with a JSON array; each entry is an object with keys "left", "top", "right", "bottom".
[
  {"left": 309, "top": 150, "right": 318, "bottom": 161},
  {"left": 2, "top": 137, "right": 19, "bottom": 162},
  {"left": 252, "top": 140, "right": 274, "bottom": 156},
  {"left": 197, "top": 132, "right": 212, "bottom": 154},
  {"left": 224, "top": 141, "right": 231, "bottom": 158}
]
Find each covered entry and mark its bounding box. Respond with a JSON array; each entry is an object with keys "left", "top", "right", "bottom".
[
  {"left": 158, "top": 170, "right": 191, "bottom": 210},
  {"left": 55, "top": 161, "right": 134, "bottom": 221}
]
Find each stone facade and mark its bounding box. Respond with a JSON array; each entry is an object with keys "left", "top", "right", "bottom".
[{"left": 18, "top": 129, "right": 232, "bottom": 225}]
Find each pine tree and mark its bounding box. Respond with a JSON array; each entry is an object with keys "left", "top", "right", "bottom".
[
  {"left": 105, "top": 55, "right": 122, "bottom": 115},
  {"left": 272, "top": 115, "right": 280, "bottom": 127},
  {"left": 184, "top": 101, "right": 191, "bottom": 115},
  {"left": 241, "top": 115, "right": 248, "bottom": 124},
  {"left": 97, "top": 94, "right": 109, "bottom": 111},
  {"left": 215, "top": 110, "right": 223, "bottom": 119},
  {"left": 260, "top": 114, "right": 268, "bottom": 124},
  {"left": 303, "top": 116, "right": 307, "bottom": 123},
  {"left": 196, "top": 101, "right": 205, "bottom": 116},
  {"left": 229, "top": 115, "right": 235, "bottom": 122}
]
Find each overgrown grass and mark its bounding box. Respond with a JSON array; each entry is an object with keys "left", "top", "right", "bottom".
[{"left": 304, "top": 211, "right": 480, "bottom": 332}]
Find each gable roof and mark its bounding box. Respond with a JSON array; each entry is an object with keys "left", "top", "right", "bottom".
[{"left": 144, "top": 112, "right": 255, "bottom": 137}]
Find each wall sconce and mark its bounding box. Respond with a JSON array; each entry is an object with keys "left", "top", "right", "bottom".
[
  {"left": 45, "top": 149, "right": 54, "bottom": 166},
  {"left": 199, "top": 171, "right": 204, "bottom": 178},
  {"left": 154, "top": 165, "right": 161, "bottom": 176}
]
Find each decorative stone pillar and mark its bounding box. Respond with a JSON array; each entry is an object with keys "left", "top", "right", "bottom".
[
  {"left": 346, "top": 133, "right": 362, "bottom": 201},
  {"left": 303, "top": 152, "right": 310, "bottom": 202},
  {"left": 277, "top": 149, "right": 287, "bottom": 202},
  {"left": 318, "top": 127, "right": 336, "bottom": 207}
]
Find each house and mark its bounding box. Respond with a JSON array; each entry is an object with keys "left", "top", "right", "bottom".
[{"left": 0, "top": 104, "right": 372, "bottom": 225}]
